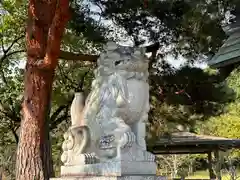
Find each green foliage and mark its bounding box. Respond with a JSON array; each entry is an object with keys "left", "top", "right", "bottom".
[
  {"left": 0, "top": 0, "right": 26, "bottom": 49},
  {"left": 147, "top": 64, "right": 235, "bottom": 142},
  {"left": 85, "top": 0, "right": 239, "bottom": 59},
  {"left": 157, "top": 154, "right": 198, "bottom": 178},
  {"left": 0, "top": 4, "right": 25, "bottom": 174},
  {"left": 68, "top": 0, "right": 107, "bottom": 43},
  {"left": 200, "top": 67, "right": 240, "bottom": 158}
]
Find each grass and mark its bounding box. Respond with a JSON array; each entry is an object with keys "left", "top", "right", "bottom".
[
  {"left": 158, "top": 169, "right": 240, "bottom": 179},
  {"left": 185, "top": 170, "right": 240, "bottom": 180}
]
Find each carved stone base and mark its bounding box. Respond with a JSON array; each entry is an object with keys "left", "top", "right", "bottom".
[
  {"left": 61, "top": 145, "right": 157, "bottom": 177},
  {"left": 61, "top": 161, "right": 156, "bottom": 177},
  {"left": 51, "top": 175, "right": 166, "bottom": 180}
]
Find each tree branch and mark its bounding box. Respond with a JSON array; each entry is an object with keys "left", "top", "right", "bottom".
[
  {"left": 0, "top": 105, "right": 20, "bottom": 144},
  {"left": 77, "top": 69, "right": 91, "bottom": 92},
  {"left": 0, "top": 34, "right": 5, "bottom": 53},
  {"left": 5, "top": 50, "right": 25, "bottom": 59},
  {"left": 58, "top": 41, "right": 159, "bottom": 62},
  {"left": 57, "top": 63, "right": 79, "bottom": 90},
  {"left": 43, "top": 0, "right": 70, "bottom": 69},
  {"left": 59, "top": 50, "right": 99, "bottom": 62},
  {"left": 0, "top": 50, "right": 25, "bottom": 64},
  {"left": 0, "top": 34, "right": 159, "bottom": 64},
  {"left": 0, "top": 49, "right": 24, "bottom": 85},
  {"left": 0, "top": 108, "right": 21, "bottom": 122},
  {"left": 145, "top": 42, "right": 160, "bottom": 53},
  {"left": 10, "top": 126, "right": 19, "bottom": 144},
  {"left": 4, "top": 35, "right": 25, "bottom": 55},
  {"left": 50, "top": 105, "right": 68, "bottom": 123},
  {"left": 50, "top": 109, "right": 70, "bottom": 130},
  {"left": 0, "top": 101, "right": 21, "bottom": 123},
  {"left": 0, "top": 69, "right": 7, "bottom": 84}
]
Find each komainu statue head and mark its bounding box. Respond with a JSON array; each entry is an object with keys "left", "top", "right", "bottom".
[{"left": 95, "top": 41, "right": 149, "bottom": 79}]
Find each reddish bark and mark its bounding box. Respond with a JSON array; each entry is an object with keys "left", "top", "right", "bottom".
[{"left": 15, "top": 0, "right": 70, "bottom": 180}]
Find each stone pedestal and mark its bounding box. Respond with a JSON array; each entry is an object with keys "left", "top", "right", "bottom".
[
  {"left": 60, "top": 143, "right": 156, "bottom": 176},
  {"left": 52, "top": 145, "right": 161, "bottom": 180},
  {"left": 60, "top": 161, "right": 156, "bottom": 176},
  {"left": 51, "top": 175, "right": 165, "bottom": 180}
]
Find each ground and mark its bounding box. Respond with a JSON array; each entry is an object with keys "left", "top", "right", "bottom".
[{"left": 185, "top": 170, "right": 240, "bottom": 180}]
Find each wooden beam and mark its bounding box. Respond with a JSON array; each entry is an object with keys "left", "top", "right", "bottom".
[
  {"left": 59, "top": 50, "right": 99, "bottom": 62},
  {"left": 147, "top": 144, "right": 222, "bottom": 155},
  {"left": 150, "top": 150, "right": 209, "bottom": 155},
  {"left": 58, "top": 42, "right": 160, "bottom": 62}
]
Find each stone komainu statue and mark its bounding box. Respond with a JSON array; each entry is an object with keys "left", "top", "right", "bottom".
[{"left": 61, "top": 41, "right": 154, "bottom": 166}]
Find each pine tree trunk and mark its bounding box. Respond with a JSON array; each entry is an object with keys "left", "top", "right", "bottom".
[
  {"left": 15, "top": 0, "right": 69, "bottom": 179},
  {"left": 16, "top": 66, "right": 55, "bottom": 180}
]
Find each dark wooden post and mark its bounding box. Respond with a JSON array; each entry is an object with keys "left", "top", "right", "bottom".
[
  {"left": 214, "top": 150, "right": 222, "bottom": 180},
  {"left": 208, "top": 151, "right": 216, "bottom": 180},
  {"left": 0, "top": 168, "right": 2, "bottom": 180}
]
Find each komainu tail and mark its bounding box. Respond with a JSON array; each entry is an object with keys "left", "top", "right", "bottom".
[{"left": 61, "top": 125, "right": 99, "bottom": 165}]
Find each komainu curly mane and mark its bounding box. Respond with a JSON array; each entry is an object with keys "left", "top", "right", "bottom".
[{"left": 83, "top": 42, "right": 149, "bottom": 148}]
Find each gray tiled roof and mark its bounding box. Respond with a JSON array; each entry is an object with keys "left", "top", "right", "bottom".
[
  {"left": 147, "top": 132, "right": 240, "bottom": 154},
  {"left": 155, "top": 132, "right": 235, "bottom": 144},
  {"left": 208, "top": 14, "right": 240, "bottom": 68},
  {"left": 208, "top": 29, "right": 240, "bottom": 68}
]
